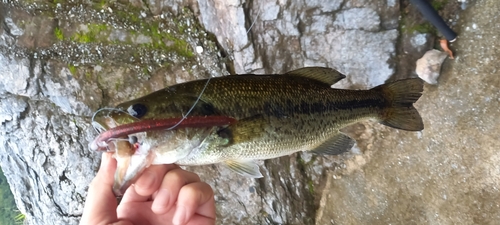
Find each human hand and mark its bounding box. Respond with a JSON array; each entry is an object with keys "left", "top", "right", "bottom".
[{"left": 80, "top": 152, "right": 216, "bottom": 225}]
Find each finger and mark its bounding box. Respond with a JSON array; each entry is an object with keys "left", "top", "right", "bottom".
[
  {"left": 193, "top": 189, "right": 216, "bottom": 221},
  {"left": 119, "top": 185, "right": 145, "bottom": 204},
  {"left": 121, "top": 164, "right": 178, "bottom": 203},
  {"left": 109, "top": 221, "right": 134, "bottom": 225},
  {"left": 135, "top": 164, "right": 180, "bottom": 196},
  {"left": 185, "top": 212, "right": 216, "bottom": 225},
  {"left": 120, "top": 199, "right": 215, "bottom": 225},
  {"left": 151, "top": 168, "right": 201, "bottom": 214},
  {"left": 172, "top": 182, "right": 216, "bottom": 225},
  {"left": 117, "top": 201, "right": 157, "bottom": 224},
  {"left": 80, "top": 153, "right": 119, "bottom": 224}
]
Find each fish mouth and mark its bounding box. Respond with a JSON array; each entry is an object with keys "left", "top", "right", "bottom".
[
  {"left": 90, "top": 115, "right": 238, "bottom": 196},
  {"left": 111, "top": 139, "right": 156, "bottom": 196}
]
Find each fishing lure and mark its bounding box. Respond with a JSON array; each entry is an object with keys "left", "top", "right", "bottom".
[
  {"left": 440, "top": 39, "right": 455, "bottom": 59},
  {"left": 90, "top": 116, "right": 237, "bottom": 151}
]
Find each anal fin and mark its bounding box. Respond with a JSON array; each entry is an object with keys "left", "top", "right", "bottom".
[
  {"left": 311, "top": 133, "right": 355, "bottom": 155},
  {"left": 223, "top": 160, "right": 263, "bottom": 178}
]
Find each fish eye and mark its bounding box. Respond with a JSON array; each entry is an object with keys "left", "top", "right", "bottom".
[
  {"left": 127, "top": 103, "right": 148, "bottom": 118},
  {"left": 128, "top": 136, "right": 138, "bottom": 144}
]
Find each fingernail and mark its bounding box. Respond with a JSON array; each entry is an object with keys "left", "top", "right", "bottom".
[
  {"left": 172, "top": 205, "right": 187, "bottom": 225},
  {"left": 152, "top": 189, "right": 171, "bottom": 214}
]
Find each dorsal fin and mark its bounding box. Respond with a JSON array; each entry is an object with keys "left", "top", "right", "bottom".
[{"left": 285, "top": 67, "right": 346, "bottom": 85}]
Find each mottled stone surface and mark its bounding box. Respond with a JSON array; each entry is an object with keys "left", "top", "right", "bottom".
[
  {"left": 316, "top": 0, "right": 500, "bottom": 224},
  {"left": 199, "top": 0, "right": 400, "bottom": 88}
]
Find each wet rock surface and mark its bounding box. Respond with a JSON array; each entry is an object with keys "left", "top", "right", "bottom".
[
  {"left": 317, "top": 0, "right": 500, "bottom": 224},
  {"left": 0, "top": 0, "right": 487, "bottom": 225}
]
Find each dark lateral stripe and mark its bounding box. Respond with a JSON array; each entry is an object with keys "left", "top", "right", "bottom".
[{"left": 263, "top": 98, "right": 387, "bottom": 117}]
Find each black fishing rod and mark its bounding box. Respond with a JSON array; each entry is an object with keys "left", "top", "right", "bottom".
[{"left": 410, "top": 0, "right": 457, "bottom": 41}]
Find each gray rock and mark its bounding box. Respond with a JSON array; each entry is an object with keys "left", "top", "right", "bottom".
[
  {"left": 0, "top": 95, "right": 27, "bottom": 126},
  {"left": 416, "top": 49, "right": 448, "bottom": 85},
  {"left": 39, "top": 61, "right": 93, "bottom": 116},
  {"left": 259, "top": 2, "right": 280, "bottom": 21},
  {"left": 333, "top": 8, "right": 381, "bottom": 31},
  {"left": 0, "top": 95, "right": 99, "bottom": 225},
  {"left": 411, "top": 32, "right": 430, "bottom": 49},
  {"left": 0, "top": 54, "right": 32, "bottom": 96},
  {"left": 4, "top": 17, "right": 23, "bottom": 36},
  {"left": 305, "top": 0, "right": 343, "bottom": 12},
  {"left": 198, "top": 0, "right": 258, "bottom": 73},
  {"left": 302, "top": 29, "right": 398, "bottom": 88}
]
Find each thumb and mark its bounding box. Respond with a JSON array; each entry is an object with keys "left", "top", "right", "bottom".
[
  {"left": 80, "top": 152, "right": 120, "bottom": 224},
  {"left": 109, "top": 221, "right": 134, "bottom": 225},
  {"left": 94, "top": 152, "right": 117, "bottom": 187}
]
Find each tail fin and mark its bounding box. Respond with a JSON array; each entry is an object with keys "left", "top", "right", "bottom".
[{"left": 375, "top": 78, "right": 424, "bottom": 131}]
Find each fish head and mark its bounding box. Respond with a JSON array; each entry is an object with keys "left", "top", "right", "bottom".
[
  {"left": 91, "top": 119, "right": 159, "bottom": 196},
  {"left": 91, "top": 90, "right": 181, "bottom": 134},
  {"left": 108, "top": 89, "right": 190, "bottom": 123},
  {"left": 90, "top": 88, "right": 226, "bottom": 196},
  {"left": 90, "top": 113, "right": 154, "bottom": 195},
  {"left": 91, "top": 105, "right": 158, "bottom": 196}
]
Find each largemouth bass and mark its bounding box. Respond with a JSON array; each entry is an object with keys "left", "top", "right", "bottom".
[{"left": 91, "top": 67, "right": 424, "bottom": 195}]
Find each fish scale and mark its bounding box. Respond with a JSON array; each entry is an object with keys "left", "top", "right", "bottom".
[
  {"left": 93, "top": 67, "right": 424, "bottom": 195},
  {"left": 138, "top": 75, "right": 409, "bottom": 162}
]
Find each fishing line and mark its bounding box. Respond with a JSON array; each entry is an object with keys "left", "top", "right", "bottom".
[
  {"left": 108, "top": 137, "right": 130, "bottom": 142},
  {"left": 246, "top": 7, "right": 260, "bottom": 34},
  {"left": 91, "top": 77, "right": 212, "bottom": 149},
  {"left": 92, "top": 5, "right": 368, "bottom": 141},
  {"left": 161, "top": 5, "right": 257, "bottom": 130},
  {"left": 91, "top": 107, "right": 131, "bottom": 133},
  {"left": 166, "top": 76, "right": 213, "bottom": 130}
]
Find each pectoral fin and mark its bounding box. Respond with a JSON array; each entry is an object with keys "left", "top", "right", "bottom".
[
  {"left": 311, "top": 133, "right": 355, "bottom": 155},
  {"left": 223, "top": 160, "right": 263, "bottom": 178}
]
